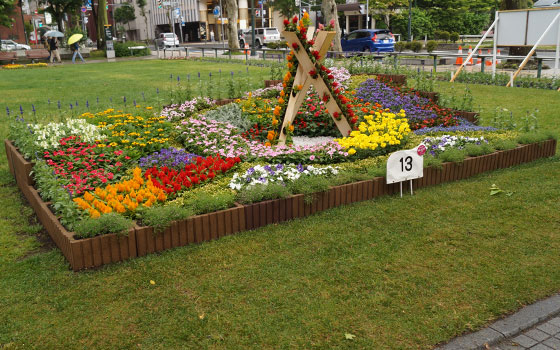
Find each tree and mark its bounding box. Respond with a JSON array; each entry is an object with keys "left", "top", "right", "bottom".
[
  {"left": 270, "top": 0, "right": 298, "bottom": 19},
  {"left": 369, "top": 0, "right": 408, "bottom": 29},
  {"left": 114, "top": 3, "right": 135, "bottom": 32},
  {"left": 391, "top": 7, "right": 433, "bottom": 40},
  {"left": 39, "top": 0, "right": 82, "bottom": 31},
  {"left": 322, "top": 0, "right": 342, "bottom": 51},
  {"left": 0, "top": 0, "right": 16, "bottom": 28},
  {"left": 223, "top": 0, "right": 239, "bottom": 49},
  {"left": 136, "top": 0, "right": 149, "bottom": 41}
]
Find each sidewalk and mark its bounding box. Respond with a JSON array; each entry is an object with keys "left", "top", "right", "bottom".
[{"left": 435, "top": 294, "right": 560, "bottom": 350}]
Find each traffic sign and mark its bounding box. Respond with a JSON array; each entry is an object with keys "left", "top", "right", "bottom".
[
  {"left": 81, "top": 6, "right": 87, "bottom": 12},
  {"left": 175, "top": 7, "right": 180, "bottom": 18},
  {"left": 213, "top": 6, "right": 220, "bottom": 16}
]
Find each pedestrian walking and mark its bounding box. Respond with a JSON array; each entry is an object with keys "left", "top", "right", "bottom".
[
  {"left": 71, "top": 42, "right": 85, "bottom": 64},
  {"left": 48, "top": 38, "right": 61, "bottom": 63}
]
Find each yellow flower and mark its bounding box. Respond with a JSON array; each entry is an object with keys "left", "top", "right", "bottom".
[{"left": 348, "top": 148, "right": 356, "bottom": 155}]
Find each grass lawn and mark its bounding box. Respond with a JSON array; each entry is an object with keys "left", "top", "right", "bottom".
[{"left": 0, "top": 61, "right": 559, "bottom": 349}]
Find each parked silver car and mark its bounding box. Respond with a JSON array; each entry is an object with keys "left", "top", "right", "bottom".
[
  {"left": 155, "top": 33, "right": 179, "bottom": 48},
  {"left": 1, "top": 39, "right": 31, "bottom": 51},
  {"left": 239, "top": 27, "right": 281, "bottom": 48}
]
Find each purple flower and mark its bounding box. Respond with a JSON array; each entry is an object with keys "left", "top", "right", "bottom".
[{"left": 138, "top": 148, "right": 199, "bottom": 169}]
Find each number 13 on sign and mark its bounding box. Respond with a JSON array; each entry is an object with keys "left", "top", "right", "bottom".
[{"left": 386, "top": 146, "right": 425, "bottom": 197}]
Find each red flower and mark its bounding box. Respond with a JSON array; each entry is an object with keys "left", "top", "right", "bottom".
[
  {"left": 292, "top": 15, "right": 298, "bottom": 23},
  {"left": 291, "top": 42, "right": 299, "bottom": 50},
  {"left": 283, "top": 19, "right": 289, "bottom": 26}
]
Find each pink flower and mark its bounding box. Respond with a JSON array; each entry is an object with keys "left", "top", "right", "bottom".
[
  {"left": 329, "top": 19, "right": 335, "bottom": 27},
  {"left": 310, "top": 155, "right": 316, "bottom": 161}
]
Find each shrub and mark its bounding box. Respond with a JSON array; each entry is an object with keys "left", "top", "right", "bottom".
[
  {"left": 89, "top": 50, "right": 106, "bottom": 58},
  {"left": 394, "top": 41, "right": 407, "bottom": 52},
  {"left": 426, "top": 40, "right": 437, "bottom": 53},
  {"left": 424, "top": 154, "right": 443, "bottom": 169},
  {"left": 288, "top": 176, "right": 330, "bottom": 204},
  {"left": 265, "top": 40, "right": 287, "bottom": 49},
  {"left": 74, "top": 213, "right": 134, "bottom": 239},
  {"left": 492, "top": 139, "right": 517, "bottom": 151},
  {"left": 410, "top": 41, "right": 423, "bottom": 53},
  {"left": 435, "top": 30, "right": 450, "bottom": 42},
  {"left": 517, "top": 131, "right": 557, "bottom": 145},
  {"left": 203, "top": 103, "right": 252, "bottom": 132},
  {"left": 138, "top": 204, "right": 192, "bottom": 233},
  {"left": 236, "top": 183, "right": 291, "bottom": 204},
  {"left": 114, "top": 41, "right": 151, "bottom": 57},
  {"left": 404, "top": 41, "right": 413, "bottom": 50},
  {"left": 439, "top": 148, "right": 466, "bottom": 163},
  {"left": 450, "top": 32, "right": 460, "bottom": 43},
  {"left": 183, "top": 192, "right": 236, "bottom": 215}
]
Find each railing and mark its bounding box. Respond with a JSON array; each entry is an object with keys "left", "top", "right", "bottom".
[{"left": 159, "top": 46, "right": 554, "bottom": 78}]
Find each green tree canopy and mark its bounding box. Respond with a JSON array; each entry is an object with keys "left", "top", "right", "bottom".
[
  {"left": 0, "top": 0, "right": 16, "bottom": 28},
  {"left": 270, "top": 0, "right": 298, "bottom": 19},
  {"left": 39, "top": 0, "right": 82, "bottom": 30},
  {"left": 114, "top": 3, "right": 135, "bottom": 28}
]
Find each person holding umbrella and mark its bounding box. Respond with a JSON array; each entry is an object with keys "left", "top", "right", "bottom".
[
  {"left": 68, "top": 34, "right": 85, "bottom": 64},
  {"left": 48, "top": 36, "right": 61, "bottom": 63}
]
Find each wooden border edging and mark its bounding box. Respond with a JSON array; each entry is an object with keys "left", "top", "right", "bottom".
[{"left": 4, "top": 139, "right": 557, "bottom": 271}]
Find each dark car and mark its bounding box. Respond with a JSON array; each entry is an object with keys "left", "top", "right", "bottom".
[{"left": 341, "top": 29, "right": 395, "bottom": 53}]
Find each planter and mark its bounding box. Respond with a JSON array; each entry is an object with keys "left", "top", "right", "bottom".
[
  {"left": 372, "top": 73, "right": 407, "bottom": 86},
  {"left": 5, "top": 138, "right": 557, "bottom": 271},
  {"left": 416, "top": 91, "right": 440, "bottom": 103},
  {"left": 264, "top": 79, "right": 282, "bottom": 88},
  {"left": 453, "top": 110, "right": 479, "bottom": 124},
  {"left": 215, "top": 98, "right": 237, "bottom": 106}
]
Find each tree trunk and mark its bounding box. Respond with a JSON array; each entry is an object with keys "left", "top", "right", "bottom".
[
  {"left": 97, "top": 0, "right": 108, "bottom": 49},
  {"left": 322, "top": 0, "right": 342, "bottom": 52},
  {"left": 224, "top": 0, "right": 239, "bottom": 49}
]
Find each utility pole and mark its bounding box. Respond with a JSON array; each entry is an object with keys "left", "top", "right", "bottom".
[{"left": 219, "top": 0, "right": 225, "bottom": 48}]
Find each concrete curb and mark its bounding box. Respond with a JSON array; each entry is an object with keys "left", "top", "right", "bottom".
[{"left": 435, "top": 293, "right": 560, "bottom": 350}]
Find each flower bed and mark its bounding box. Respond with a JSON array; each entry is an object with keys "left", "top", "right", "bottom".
[
  {"left": 5, "top": 15, "right": 558, "bottom": 270},
  {"left": 5, "top": 138, "right": 557, "bottom": 270}
]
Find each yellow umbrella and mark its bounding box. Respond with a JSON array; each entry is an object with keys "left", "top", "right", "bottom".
[{"left": 68, "top": 34, "right": 83, "bottom": 45}]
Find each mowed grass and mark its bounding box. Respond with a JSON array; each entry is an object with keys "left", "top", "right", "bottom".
[
  {"left": 0, "top": 59, "right": 270, "bottom": 117},
  {"left": 0, "top": 62, "right": 559, "bottom": 349}
]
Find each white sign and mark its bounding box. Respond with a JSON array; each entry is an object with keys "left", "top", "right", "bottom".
[
  {"left": 45, "top": 12, "right": 52, "bottom": 24},
  {"left": 497, "top": 8, "right": 560, "bottom": 46},
  {"left": 386, "top": 147, "right": 424, "bottom": 184}
]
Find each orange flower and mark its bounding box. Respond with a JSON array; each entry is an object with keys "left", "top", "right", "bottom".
[
  {"left": 89, "top": 209, "right": 101, "bottom": 218},
  {"left": 267, "top": 131, "right": 275, "bottom": 141},
  {"left": 278, "top": 97, "right": 285, "bottom": 105},
  {"left": 83, "top": 191, "right": 94, "bottom": 202},
  {"left": 265, "top": 141, "right": 271, "bottom": 147},
  {"left": 288, "top": 124, "right": 295, "bottom": 132}
]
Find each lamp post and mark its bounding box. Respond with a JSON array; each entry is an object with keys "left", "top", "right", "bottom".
[
  {"left": 251, "top": 0, "right": 256, "bottom": 56},
  {"left": 407, "top": 0, "right": 412, "bottom": 41}
]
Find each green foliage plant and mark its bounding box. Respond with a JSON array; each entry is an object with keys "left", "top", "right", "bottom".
[
  {"left": 394, "top": 41, "right": 407, "bottom": 52},
  {"left": 138, "top": 204, "right": 193, "bottom": 233},
  {"left": 450, "top": 32, "right": 460, "bottom": 43},
  {"left": 236, "top": 183, "right": 291, "bottom": 204},
  {"left": 411, "top": 41, "right": 423, "bottom": 53},
  {"left": 288, "top": 176, "right": 330, "bottom": 204},
  {"left": 114, "top": 41, "right": 151, "bottom": 57},
  {"left": 439, "top": 148, "right": 466, "bottom": 164},
  {"left": 203, "top": 103, "right": 251, "bottom": 131},
  {"left": 74, "top": 213, "right": 134, "bottom": 239},
  {"left": 491, "top": 139, "right": 517, "bottom": 151},
  {"left": 426, "top": 40, "right": 437, "bottom": 53},
  {"left": 183, "top": 192, "right": 236, "bottom": 215}
]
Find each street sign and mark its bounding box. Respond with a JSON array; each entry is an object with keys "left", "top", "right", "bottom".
[
  {"left": 213, "top": 6, "right": 220, "bottom": 16},
  {"left": 44, "top": 12, "right": 52, "bottom": 24},
  {"left": 175, "top": 7, "right": 180, "bottom": 18},
  {"left": 81, "top": 6, "right": 87, "bottom": 12}
]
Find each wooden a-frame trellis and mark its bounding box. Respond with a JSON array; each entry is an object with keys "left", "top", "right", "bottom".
[{"left": 277, "top": 31, "right": 352, "bottom": 145}]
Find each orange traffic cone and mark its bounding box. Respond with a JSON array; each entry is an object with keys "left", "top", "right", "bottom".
[
  {"left": 466, "top": 46, "right": 474, "bottom": 65},
  {"left": 496, "top": 49, "right": 502, "bottom": 64},
  {"left": 244, "top": 43, "right": 250, "bottom": 55},
  {"left": 486, "top": 49, "right": 493, "bottom": 66},
  {"left": 476, "top": 50, "right": 482, "bottom": 65},
  {"left": 455, "top": 46, "right": 463, "bottom": 65}
]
